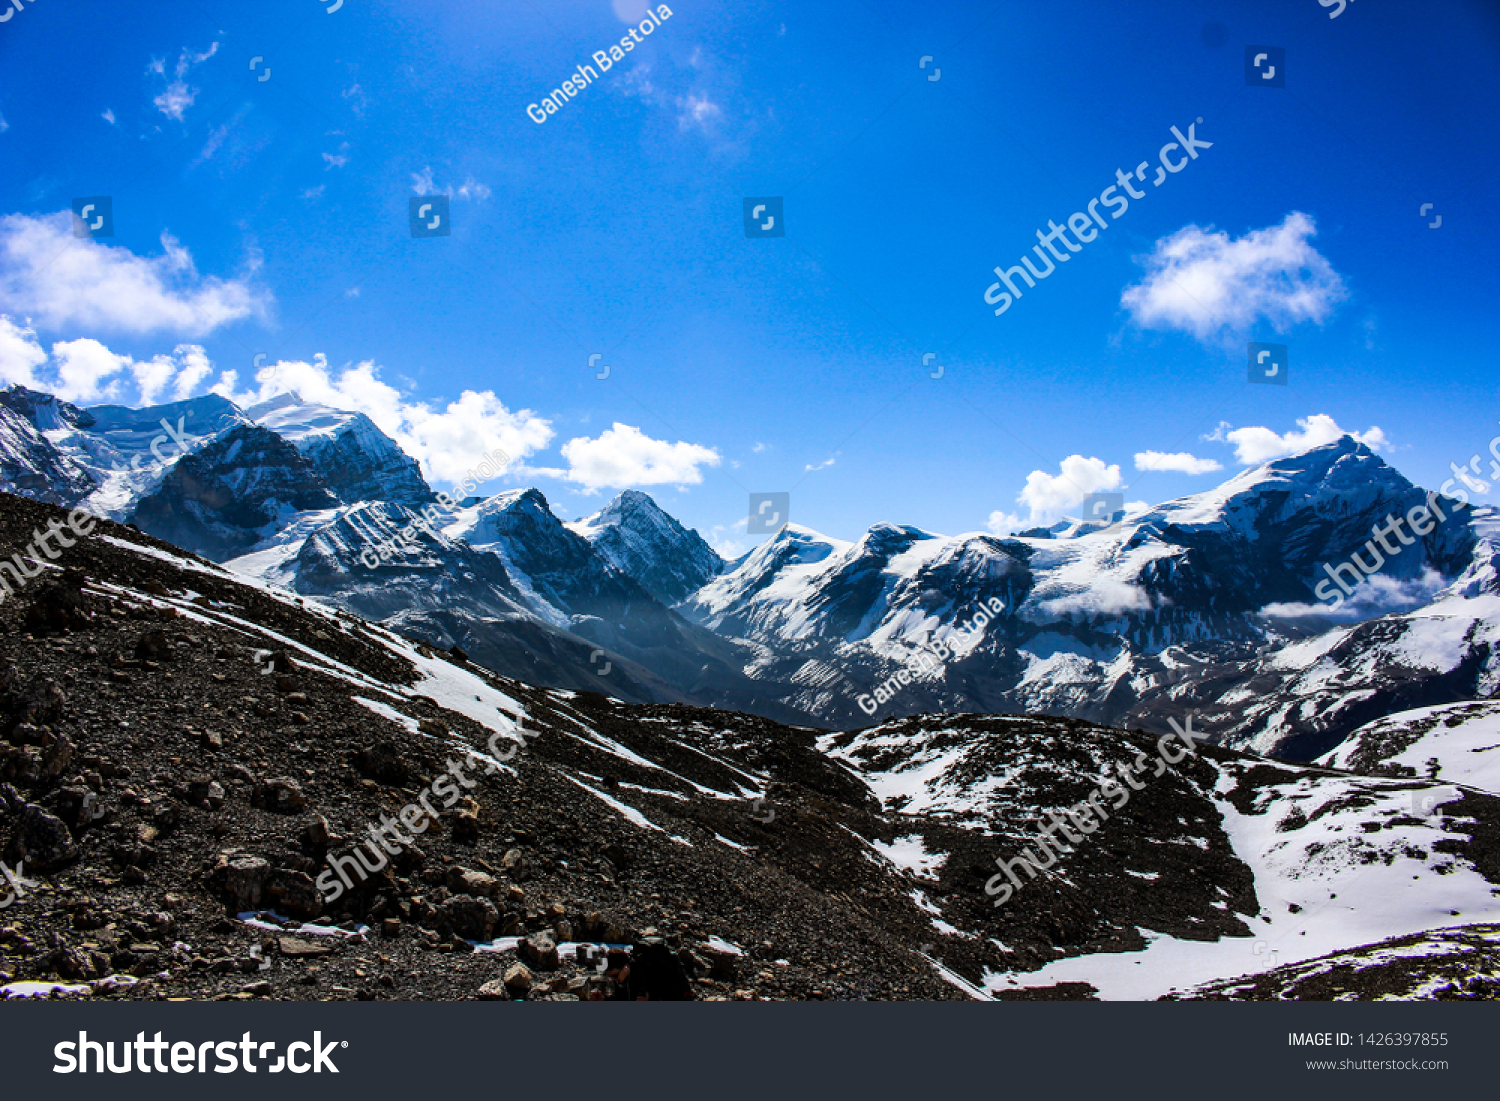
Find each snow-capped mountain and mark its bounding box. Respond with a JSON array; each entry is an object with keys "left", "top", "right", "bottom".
[
  {"left": 446, "top": 488, "right": 627, "bottom": 628},
  {"left": 0, "top": 386, "right": 242, "bottom": 516},
  {"left": 247, "top": 392, "right": 432, "bottom": 507},
  {"left": 0, "top": 394, "right": 97, "bottom": 506},
  {"left": 1123, "top": 509, "right": 1500, "bottom": 760},
  {"left": 0, "top": 385, "right": 431, "bottom": 526},
  {"left": 680, "top": 439, "right": 1493, "bottom": 746},
  {"left": 2, "top": 380, "right": 1495, "bottom": 766},
  {"left": 131, "top": 424, "right": 342, "bottom": 560},
  {"left": 567, "top": 488, "right": 725, "bottom": 606}
]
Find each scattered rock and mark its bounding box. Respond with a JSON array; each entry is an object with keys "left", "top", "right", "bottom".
[
  {"left": 278, "top": 937, "right": 331, "bottom": 959},
  {"left": 135, "top": 630, "right": 174, "bottom": 662},
  {"left": 352, "top": 741, "right": 409, "bottom": 785},
  {"left": 6, "top": 802, "right": 78, "bottom": 870},
  {"left": 253, "top": 777, "right": 305, "bottom": 813},
  {"left": 435, "top": 894, "right": 497, "bottom": 941},
  {"left": 265, "top": 869, "right": 323, "bottom": 920},
  {"left": 214, "top": 853, "right": 270, "bottom": 912},
  {"left": 502, "top": 963, "right": 533, "bottom": 994},
  {"left": 518, "top": 931, "right": 560, "bottom": 970},
  {"left": 446, "top": 867, "right": 498, "bottom": 898}
]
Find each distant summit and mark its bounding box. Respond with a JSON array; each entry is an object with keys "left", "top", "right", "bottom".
[{"left": 568, "top": 489, "right": 724, "bottom": 606}]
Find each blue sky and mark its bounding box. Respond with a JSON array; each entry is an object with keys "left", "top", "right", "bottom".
[{"left": 1, "top": 0, "right": 1497, "bottom": 554}]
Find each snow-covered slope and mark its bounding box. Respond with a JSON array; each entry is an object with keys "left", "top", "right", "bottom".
[
  {"left": 1168, "top": 923, "right": 1500, "bottom": 1000},
  {"left": 447, "top": 488, "right": 613, "bottom": 625},
  {"left": 1126, "top": 512, "right": 1500, "bottom": 760},
  {"left": 818, "top": 712, "right": 1500, "bottom": 1000},
  {"left": 1319, "top": 700, "right": 1500, "bottom": 793},
  {"left": 222, "top": 489, "right": 818, "bottom": 725}
]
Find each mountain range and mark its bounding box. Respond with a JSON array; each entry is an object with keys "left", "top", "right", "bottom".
[{"left": 1, "top": 383, "right": 1496, "bottom": 767}]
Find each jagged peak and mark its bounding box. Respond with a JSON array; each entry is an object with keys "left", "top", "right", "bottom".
[{"left": 482, "top": 486, "right": 553, "bottom": 514}]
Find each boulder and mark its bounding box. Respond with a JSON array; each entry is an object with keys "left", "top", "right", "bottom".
[
  {"left": 435, "top": 894, "right": 498, "bottom": 941},
  {"left": 446, "top": 867, "right": 498, "bottom": 898},
  {"left": 518, "top": 931, "right": 560, "bottom": 970},
  {"left": 254, "top": 777, "right": 305, "bottom": 813},
  {"left": 215, "top": 854, "right": 270, "bottom": 912},
  {"left": 134, "top": 630, "right": 174, "bottom": 662},
  {"left": 502, "top": 963, "right": 532, "bottom": 994},
  {"left": 265, "top": 869, "right": 323, "bottom": 920},
  {"left": 278, "top": 936, "right": 331, "bottom": 959},
  {"left": 6, "top": 803, "right": 77, "bottom": 870},
  {"left": 304, "top": 814, "right": 333, "bottom": 845}
]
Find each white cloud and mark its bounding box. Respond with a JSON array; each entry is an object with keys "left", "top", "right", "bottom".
[
  {"left": 1020, "top": 455, "right": 1122, "bottom": 516},
  {"left": 0, "top": 212, "right": 268, "bottom": 336},
  {"left": 1261, "top": 568, "right": 1447, "bottom": 624},
  {"left": 558, "top": 423, "right": 720, "bottom": 492},
  {"left": 128, "top": 351, "right": 176, "bottom": 406},
  {"left": 985, "top": 511, "right": 1030, "bottom": 536},
  {"left": 1040, "top": 577, "right": 1153, "bottom": 618},
  {"left": 0, "top": 327, "right": 225, "bottom": 408},
  {"left": 323, "top": 141, "right": 351, "bottom": 169},
  {"left": 194, "top": 120, "right": 232, "bottom": 166},
  {"left": 804, "top": 455, "right": 836, "bottom": 472},
  {"left": 101, "top": 109, "right": 116, "bottom": 126},
  {"left": 150, "top": 42, "right": 219, "bottom": 122},
  {"left": 0, "top": 111, "right": 8, "bottom": 133},
  {"left": 0, "top": 317, "right": 48, "bottom": 389},
  {"left": 455, "top": 177, "right": 491, "bottom": 200},
  {"left": 612, "top": 0, "right": 652, "bottom": 20},
  {"left": 154, "top": 83, "right": 196, "bottom": 121},
  {"left": 168, "top": 345, "right": 213, "bottom": 400},
  {"left": 677, "top": 94, "right": 723, "bottom": 133},
  {"left": 341, "top": 84, "right": 367, "bottom": 117},
  {"left": 300, "top": 185, "right": 326, "bottom": 201},
  {"left": 410, "top": 167, "right": 491, "bottom": 200},
  {"left": 1205, "top": 414, "right": 1390, "bottom": 465},
  {"left": 751, "top": 441, "right": 765, "bottom": 453},
  {"left": 987, "top": 455, "right": 1123, "bottom": 533},
  {"left": 1134, "top": 450, "right": 1223, "bottom": 475},
  {"left": 49, "top": 338, "right": 132, "bottom": 403},
  {"left": 213, "top": 354, "right": 555, "bottom": 487},
  {"left": 128, "top": 344, "right": 213, "bottom": 406},
  {"left": 1121, "top": 212, "right": 1347, "bottom": 343},
  {"left": 709, "top": 520, "right": 748, "bottom": 559}
]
